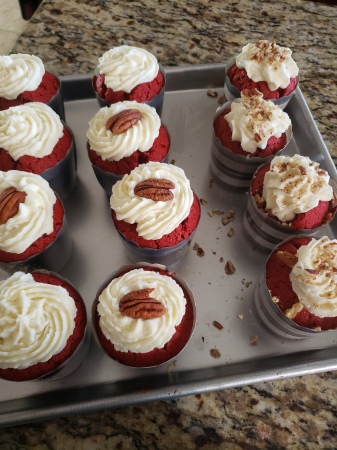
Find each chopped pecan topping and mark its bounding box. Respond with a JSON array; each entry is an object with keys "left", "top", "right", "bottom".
[
  {"left": 134, "top": 178, "right": 175, "bottom": 201},
  {"left": 0, "top": 187, "right": 27, "bottom": 225},
  {"left": 276, "top": 250, "right": 298, "bottom": 268},
  {"left": 106, "top": 109, "right": 142, "bottom": 134},
  {"left": 119, "top": 288, "right": 166, "bottom": 320}
]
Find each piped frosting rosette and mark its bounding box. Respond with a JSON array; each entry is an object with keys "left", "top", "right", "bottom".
[
  {"left": 97, "top": 268, "right": 186, "bottom": 353},
  {"left": 110, "top": 162, "right": 194, "bottom": 240},
  {"left": 0, "top": 271, "right": 76, "bottom": 369},
  {"left": 0, "top": 102, "right": 63, "bottom": 160},
  {"left": 0, "top": 54, "right": 45, "bottom": 100},
  {"left": 87, "top": 101, "right": 160, "bottom": 162},
  {"left": 0, "top": 170, "right": 55, "bottom": 254}
]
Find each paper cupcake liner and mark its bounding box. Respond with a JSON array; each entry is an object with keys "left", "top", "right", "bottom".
[
  {"left": 0, "top": 197, "right": 72, "bottom": 274},
  {"left": 224, "top": 56, "right": 299, "bottom": 110},
  {"left": 41, "top": 123, "right": 77, "bottom": 200},
  {"left": 210, "top": 101, "right": 293, "bottom": 189},
  {"left": 91, "top": 152, "right": 170, "bottom": 196},
  {"left": 243, "top": 164, "right": 337, "bottom": 252},
  {"left": 91, "top": 262, "right": 197, "bottom": 368},
  {"left": 94, "top": 65, "right": 166, "bottom": 117}
]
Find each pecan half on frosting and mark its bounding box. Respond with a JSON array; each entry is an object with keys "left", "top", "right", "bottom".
[
  {"left": 134, "top": 178, "right": 175, "bottom": 201},
  {"left": 0, "top": 187, "right": 27, "bottom": 225},
  {"left": 106, "top": 109, "right": 142, "bottom": 134},
  {"left": 119, "top": 288, "right": 166, "bottom": 320}
]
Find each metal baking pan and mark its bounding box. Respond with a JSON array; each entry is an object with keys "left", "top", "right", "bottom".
[{"left": 1, "top": 64, "right": 337, "bottom": 427}]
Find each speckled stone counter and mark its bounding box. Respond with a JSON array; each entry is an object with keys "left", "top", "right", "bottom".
[{"left": 2, "top": 1, "right": 337, "bottom": 449}]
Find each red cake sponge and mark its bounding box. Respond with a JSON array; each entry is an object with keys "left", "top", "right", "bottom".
[
  {"left": 214, "top": 108, "right": 287, "bottom": 158},
  {"left": 88, "top": 125, "right": 170, "bottom": 175},
  {"left": 266, "top": 237, "right": 337, "bottom": 330},
  {"left": 93, "top": 70, "right": 165, "bottom": 105},
  {"left": 227, "top": 64, "right": 297, "bottom": 100},
  {"left": 0, "top": 271, "right": 87, "bottom": 381}
]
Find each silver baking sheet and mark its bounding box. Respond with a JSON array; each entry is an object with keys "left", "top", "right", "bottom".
[{"left": 1, "top": 64, "right": 337, "bottom": 427}]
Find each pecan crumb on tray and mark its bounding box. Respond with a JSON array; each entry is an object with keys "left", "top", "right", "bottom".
[
  {"left": 207, "top": 89, "right": 218, "bottom": 98},
  {"left": 213, "top": 320, "right": 224, "bottom": 330},
  {"left": 193, "top": 242, "right": 205, "bottom": 257},
  {"left": 225, "top": 260, "right": 236, "bottom": 275},
  {"left": 210, "top": 348, "right": 221, "bottom": 358}
]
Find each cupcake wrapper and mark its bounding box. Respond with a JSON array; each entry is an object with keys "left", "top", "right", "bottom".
[
  {"left": 0, "top": 199, "right": 72, "bottom": 274},
  {"left": 45, "top": 65, "right": 66, "bottom": 121},
  {"left": 117, "top": 227, "right": 197, "bottom": 269},
  {"left": 91, "top": 152, "right": 170, "bottom": 196},
  {"left": 224, "top": 56, "right": 299, "bottom": 110},
  {"left": 94, "top": 65, "right": 166, "bottom": 117},
  {"left": 243, "top": 166, "right": 337, "bottom": 252},
  {"left": 210, "top": 101, "right": 292, "bottom": 188},
  {"left": 91, "top": 262, "right": 197, "bottom": 368},
  {"left": 41, "top": 123, "right": 77, "bottom": 200}
]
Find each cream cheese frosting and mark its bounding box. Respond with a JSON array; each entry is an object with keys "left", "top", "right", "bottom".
[
  {"left": 262, "top": 155, "right": 333, "bottom": 222},
  {"left": 87, "top": 101, "right": 160, "bottom": 161},
  {"left": 0, "top": 103, "right": 63, "bottom": 160},
  {"left": 110, "top": 162, "right": 194, "bottom": 240},
  {"left": 290, "top": 237, "right": 337, "bottom": 318},
  {"left": 0, "top": 170, "right": 56, "bottom": 254},
  {"left": 0, "top": 271, "right": 76, "bottom": 370},
  {"left": 0, "top": 54, "right": 45, "bottom": 100},
  {"left": 235, "top": 41, "right": 299, "bottom": 91},
  {"left": 97, "top": 46, "right": 159, "bottom": 93},
  {"left": 224, "top": 90, "right": 291, "bottom": 153},
  {"left": 97, "top": 268, "right": 186, "bottom": 353}
]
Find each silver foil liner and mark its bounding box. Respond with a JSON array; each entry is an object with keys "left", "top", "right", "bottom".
[
  {"left": 93, "top": 65, "right": 166, "bottom": 117},
  {"left": 91, "top": 262, "right": 197, "bottom": 368},
  {"left": 243, "top": 163, "right": 337, "bottom": 252},
  {"left": 210, "top": 101, "right": 293, "bottom": 189},
  {"left": 0, "top": 196, "right": 72, "bottom": 274},
  {"left": 253, "top": 235, "right": 329, "bottom": 339},
  {"left": 41, "top": 123, "right": 77, "bottom": 200},
  {"left": 224, "top": 56, "right": 299, "bottom": 110},
  {"left": 90, "top": 151, "right": 170, "bottom": 196}
]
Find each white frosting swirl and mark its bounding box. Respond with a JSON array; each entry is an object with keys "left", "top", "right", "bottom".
[
  {"left": 0, "top": 171, "right": 56, "bottom": 254},
  {"left": 98, "top": 46, "right": 159, "bottom": 93},
  {"left": 290, "top": 237, "right": 337, "bottom": 318},
  {"left": 0, "top": 272, "right": 76, "bottom": 369},
  {"left": 262, "top": 155, "right": 333, "bottom": 222},
  {"left": 110, "top": 162, "right": 194, "bottom": 240},
  {"left": 0, "top": 54, "right": 45, "bottom": 100},
  {"left": 0, "top": 103, "right": 63, "bottom": 160},
  {"left": 87, "top": 101, "right": 160, "bottom": 161},
  {"left": 236, "top": 41, "right": 299, "bottom": 91},
  {"left": 98, "top": 268, "right": 186, "bottom": 353},
  {"left": 224, "top": 91, "right": 291, "bottom": 153}
]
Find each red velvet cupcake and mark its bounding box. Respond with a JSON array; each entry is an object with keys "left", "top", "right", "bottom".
[
  {"left": 92, "top": 46, "right": 165, "bottom": 116},
  {"left": 0, "top": 170, "right": 72, "bottom": 273},
  {"left": 0, "top": 54, "right": 65, "bottom": 120},
  {"left": 0, "top": 102, "right": 76, "bottom": 199},
  {"left": 0, "top": 271, "right": 88, "bottom": 381},
  {"left": 92, "top": 263, "right": 196, "bottom": 367},
  {"left": 210, "top": 90, "right": 292, "bottom": 188},
  {"left": 110, "top": 162, "right": 201, "bottom": 267},
  {"left": 87, "top": 101, "right": 170, "bottom": 195},
  {"left": 224, "top": 41, "right": 299, "bottom": 109},
  {"left": 243, "top": 154, "right": 337, "bottom": 251},
  {"left": 255, "top": 236, "right": 337, "bottom": 338}
]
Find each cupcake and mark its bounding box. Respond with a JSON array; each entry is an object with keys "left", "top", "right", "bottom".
[
  {"left": 92, "top": 45, "right": 165, "bottom": 116},
  {"left": 92, "top": 263, "right": 196, "bottom": 367},
  {"left": 225, "top": 40, "right": 299, "bottom": 109},
  {"left": 0, "top": 170, "right": 72, "bottom": 273},
  {"left": 254, "top": 235, "right": 337, "bottom": 339},
  {"left": 243, "top": 154, "right": 337, "bottom": 251},
  {"left": 87, "top": 101, "right": 170, "bottom": 195},
  {"left": 110, "top": 162, "right": 201, "bottom": 267},
  {"left": 210, "top": 89, "right": 292, "bottom": 188},
  {"left": 0, "top": 270, "right": 88, "bottom": 381},
  {"left": 0, "top": 54, "right": 65, "bottom": 120},
  {"left": 0, "top": 102, "right": 76, "bottom": 199}
]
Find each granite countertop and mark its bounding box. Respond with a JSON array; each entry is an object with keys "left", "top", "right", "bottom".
[{"left": 2, "top": 0, "right": 337, "bottom": 448}]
